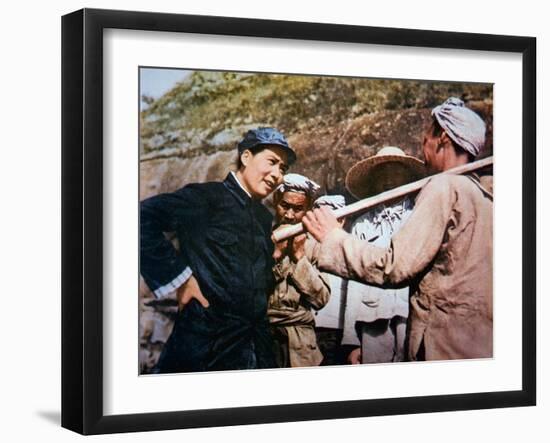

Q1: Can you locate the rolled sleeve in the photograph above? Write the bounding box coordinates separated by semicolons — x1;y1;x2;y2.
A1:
153;267;193;299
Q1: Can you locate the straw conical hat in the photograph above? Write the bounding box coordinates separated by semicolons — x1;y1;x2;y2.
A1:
345;146;426;199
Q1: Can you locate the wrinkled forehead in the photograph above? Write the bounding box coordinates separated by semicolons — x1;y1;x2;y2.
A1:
280;190;310;206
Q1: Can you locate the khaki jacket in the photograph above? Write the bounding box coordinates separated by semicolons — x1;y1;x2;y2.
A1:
268;238;331;367
317;174;493;361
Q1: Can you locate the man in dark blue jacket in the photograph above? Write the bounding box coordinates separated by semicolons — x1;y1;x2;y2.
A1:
140;127;296;373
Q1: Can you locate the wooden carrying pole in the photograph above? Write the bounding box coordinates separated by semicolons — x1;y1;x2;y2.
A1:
272;156;493;243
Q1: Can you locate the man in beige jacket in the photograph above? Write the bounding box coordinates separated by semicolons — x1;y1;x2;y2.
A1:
269;174;331;367
303;98;493;361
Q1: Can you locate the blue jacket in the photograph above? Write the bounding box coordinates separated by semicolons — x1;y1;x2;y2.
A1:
140;173;276;372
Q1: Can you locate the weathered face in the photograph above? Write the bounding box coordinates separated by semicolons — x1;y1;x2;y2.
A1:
276;191;310;224
239;146;289;199
422;121;446;174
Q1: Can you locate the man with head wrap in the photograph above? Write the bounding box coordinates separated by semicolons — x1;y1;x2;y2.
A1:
268;174;331;367
303;98;493;361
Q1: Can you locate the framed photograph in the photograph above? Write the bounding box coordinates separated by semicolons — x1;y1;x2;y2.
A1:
62;8;536;435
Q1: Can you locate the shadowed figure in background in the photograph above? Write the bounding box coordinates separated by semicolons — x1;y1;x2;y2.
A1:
311;195;349;366
342;147;424;364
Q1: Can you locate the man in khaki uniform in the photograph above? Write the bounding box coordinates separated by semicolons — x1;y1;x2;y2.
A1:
269;174;331;367
303;98;493;361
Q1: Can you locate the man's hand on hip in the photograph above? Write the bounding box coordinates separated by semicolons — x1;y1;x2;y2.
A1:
176;275;210;311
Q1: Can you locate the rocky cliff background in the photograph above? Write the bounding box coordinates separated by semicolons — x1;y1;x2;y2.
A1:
139;70;493;373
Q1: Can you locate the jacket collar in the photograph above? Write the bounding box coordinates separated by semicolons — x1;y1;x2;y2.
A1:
224;172;252;207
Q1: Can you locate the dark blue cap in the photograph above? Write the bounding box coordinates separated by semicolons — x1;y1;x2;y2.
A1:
237;127;296;165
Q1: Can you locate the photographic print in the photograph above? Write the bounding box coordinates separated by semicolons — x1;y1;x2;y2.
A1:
138;68;494;375
62;8;535;434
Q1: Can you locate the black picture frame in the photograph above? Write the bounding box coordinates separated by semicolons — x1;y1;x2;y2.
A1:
61;8;536;435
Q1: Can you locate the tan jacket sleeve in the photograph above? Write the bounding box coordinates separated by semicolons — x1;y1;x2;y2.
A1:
289;256;331;310
317;176;457;286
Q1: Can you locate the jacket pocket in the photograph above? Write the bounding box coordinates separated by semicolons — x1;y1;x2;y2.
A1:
206;227;239;246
